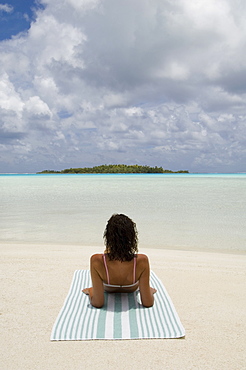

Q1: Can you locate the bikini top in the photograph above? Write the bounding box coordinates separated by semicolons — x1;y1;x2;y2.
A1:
102;254;139;288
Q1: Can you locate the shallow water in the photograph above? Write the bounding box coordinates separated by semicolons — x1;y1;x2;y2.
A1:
0;174;245;252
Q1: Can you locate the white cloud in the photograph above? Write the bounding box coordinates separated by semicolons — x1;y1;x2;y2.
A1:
0;73;24;114
66;0;101;11
28;14;86;68
0;4;13;13
125;107;143;117
103;93;127;108
25;96;52;117
154;62;190;81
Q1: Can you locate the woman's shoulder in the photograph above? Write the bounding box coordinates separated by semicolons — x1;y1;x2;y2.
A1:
90;253;103;265
91;253;103;257
136;253;150;265
137;253;149;259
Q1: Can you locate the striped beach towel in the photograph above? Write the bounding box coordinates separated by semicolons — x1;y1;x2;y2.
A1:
50;270;185;340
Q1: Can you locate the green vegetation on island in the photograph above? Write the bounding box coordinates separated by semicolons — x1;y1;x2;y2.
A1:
37;164;189;174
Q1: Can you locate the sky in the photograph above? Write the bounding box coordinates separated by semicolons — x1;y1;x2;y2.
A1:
0;0;246;173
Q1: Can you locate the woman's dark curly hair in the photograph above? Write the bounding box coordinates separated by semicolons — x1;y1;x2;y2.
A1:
103;214;138;261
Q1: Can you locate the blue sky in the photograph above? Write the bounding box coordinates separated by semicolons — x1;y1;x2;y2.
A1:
0;0;43;40
0;0;246;173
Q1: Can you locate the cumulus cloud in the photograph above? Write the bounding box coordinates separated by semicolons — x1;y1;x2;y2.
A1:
0;4;13;13
0;0;246;172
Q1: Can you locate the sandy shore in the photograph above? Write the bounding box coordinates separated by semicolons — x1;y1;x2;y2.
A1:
1;243;246;370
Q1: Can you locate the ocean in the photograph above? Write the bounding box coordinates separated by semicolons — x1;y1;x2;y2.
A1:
0;174;245;253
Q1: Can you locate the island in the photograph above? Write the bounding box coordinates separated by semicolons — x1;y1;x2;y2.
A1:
37;165;189;174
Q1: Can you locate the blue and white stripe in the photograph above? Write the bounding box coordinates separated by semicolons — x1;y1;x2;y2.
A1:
51;270;185;340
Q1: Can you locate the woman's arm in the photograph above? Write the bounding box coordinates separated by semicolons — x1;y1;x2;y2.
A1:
82;254;104;308
138;255;157;307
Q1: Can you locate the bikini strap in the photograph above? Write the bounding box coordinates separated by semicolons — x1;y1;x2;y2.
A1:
133;255;137;283
103;254;110;284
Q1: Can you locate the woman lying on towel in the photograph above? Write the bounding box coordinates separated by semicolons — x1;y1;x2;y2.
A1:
83;213;157;308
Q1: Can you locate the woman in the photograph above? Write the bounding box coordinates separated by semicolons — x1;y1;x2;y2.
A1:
83;214;156;308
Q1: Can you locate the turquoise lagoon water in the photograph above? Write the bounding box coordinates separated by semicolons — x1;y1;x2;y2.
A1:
0;174;245;253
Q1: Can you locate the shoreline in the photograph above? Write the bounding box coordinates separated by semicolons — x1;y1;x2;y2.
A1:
1;241;246;255
1;243;246;369
1;173;246;177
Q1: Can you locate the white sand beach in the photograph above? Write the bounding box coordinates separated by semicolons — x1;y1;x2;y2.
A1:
1;244;246;370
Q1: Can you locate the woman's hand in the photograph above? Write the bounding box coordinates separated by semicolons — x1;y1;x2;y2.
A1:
82;285;104;308
82;287;92;295
150;287;157;294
